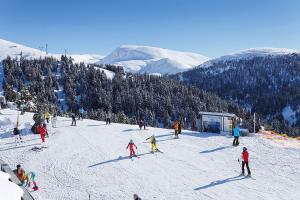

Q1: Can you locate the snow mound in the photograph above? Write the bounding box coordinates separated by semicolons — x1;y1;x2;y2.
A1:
0;171;23;200
98;45;210;74
0;116;14;131
0;38;103;64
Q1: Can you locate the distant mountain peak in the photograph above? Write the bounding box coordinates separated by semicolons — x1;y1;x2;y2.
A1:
98;45;209;75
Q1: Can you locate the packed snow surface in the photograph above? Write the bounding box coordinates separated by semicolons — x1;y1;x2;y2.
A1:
0;38;104;64
98;45;210;74
0;109;300;200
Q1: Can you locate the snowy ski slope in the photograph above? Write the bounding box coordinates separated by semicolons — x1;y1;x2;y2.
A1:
0;109;300;200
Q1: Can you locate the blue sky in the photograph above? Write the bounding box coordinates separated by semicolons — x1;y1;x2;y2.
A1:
1;0;299;58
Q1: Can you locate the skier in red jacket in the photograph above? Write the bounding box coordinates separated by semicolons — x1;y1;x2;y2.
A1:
36;124;46;143
241;147;251;176
126;139;138;158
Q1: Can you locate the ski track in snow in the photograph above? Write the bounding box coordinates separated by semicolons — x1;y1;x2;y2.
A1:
0;109;300;200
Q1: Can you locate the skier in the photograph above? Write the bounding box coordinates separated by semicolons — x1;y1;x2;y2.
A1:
43;123;49;138
36;124;46;144
178;120;182;134
78;107;84;120
139;120;144;130
173;120;179;139
126;139;138;158
106;110;111;125
16;164;38;191
192;118;197;131
71;113;76;126
239;147;251;176
13;127;22;144
44;111;51;123
233;126;240;146
133;194;142;200
51;113;57;128
146;135;160;153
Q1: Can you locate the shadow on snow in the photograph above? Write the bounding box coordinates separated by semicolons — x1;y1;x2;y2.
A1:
200;146;232;154
88;152;154;168
194;175;247;191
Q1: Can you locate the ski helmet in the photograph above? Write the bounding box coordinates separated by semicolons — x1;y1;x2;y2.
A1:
130;139;133;143
243;147;247;151
16;164;21;168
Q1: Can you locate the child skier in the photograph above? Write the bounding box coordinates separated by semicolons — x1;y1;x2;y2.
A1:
146;135;160;153
126;139;138;158
36;124;46;144
239;147;251;176
16;164;38;191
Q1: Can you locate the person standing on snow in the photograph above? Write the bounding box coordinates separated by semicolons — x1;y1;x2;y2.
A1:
13;127;22;144
239;147;251;176
36;124;47;144
233;126;240;146
71;113;76;126
44;111;51;123
78;107;84;120
126;139;138;158
106;110;111;125
139;120;144;130
173;120;179;139
51;113;57;128
146;135;159;152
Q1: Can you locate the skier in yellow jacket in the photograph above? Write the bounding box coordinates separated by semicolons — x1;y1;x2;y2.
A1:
146;135;161;153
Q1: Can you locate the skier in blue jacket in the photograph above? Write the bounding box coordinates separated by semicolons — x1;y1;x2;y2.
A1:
78;107;84;120
233;126;240;146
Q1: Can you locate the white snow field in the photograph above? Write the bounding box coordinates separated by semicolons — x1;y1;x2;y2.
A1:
0;109;300;200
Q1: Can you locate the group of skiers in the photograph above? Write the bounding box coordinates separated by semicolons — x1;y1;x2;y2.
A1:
126;134;161;158
16;164;39;191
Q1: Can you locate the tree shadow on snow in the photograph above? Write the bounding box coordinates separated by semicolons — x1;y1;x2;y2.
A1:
200;146;231;154
181;131;223;138
194;175;247;191
88;152;153;168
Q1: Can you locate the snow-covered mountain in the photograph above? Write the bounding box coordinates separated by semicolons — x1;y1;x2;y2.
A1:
98;45;210;74
0;38;104;64
200;47;299;68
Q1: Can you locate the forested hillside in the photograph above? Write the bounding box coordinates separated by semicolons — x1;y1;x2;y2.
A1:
2;56;251;129
179;53;300;136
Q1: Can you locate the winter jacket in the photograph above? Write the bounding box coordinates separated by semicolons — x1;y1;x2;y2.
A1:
16;168;27;182
233;127;240;137
44;112;51;119
79;108;84;114
36;126;47;137
242;150;249;162
127;142;137;150
146;136;156;145
106;112;112;118
173;121;179;131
